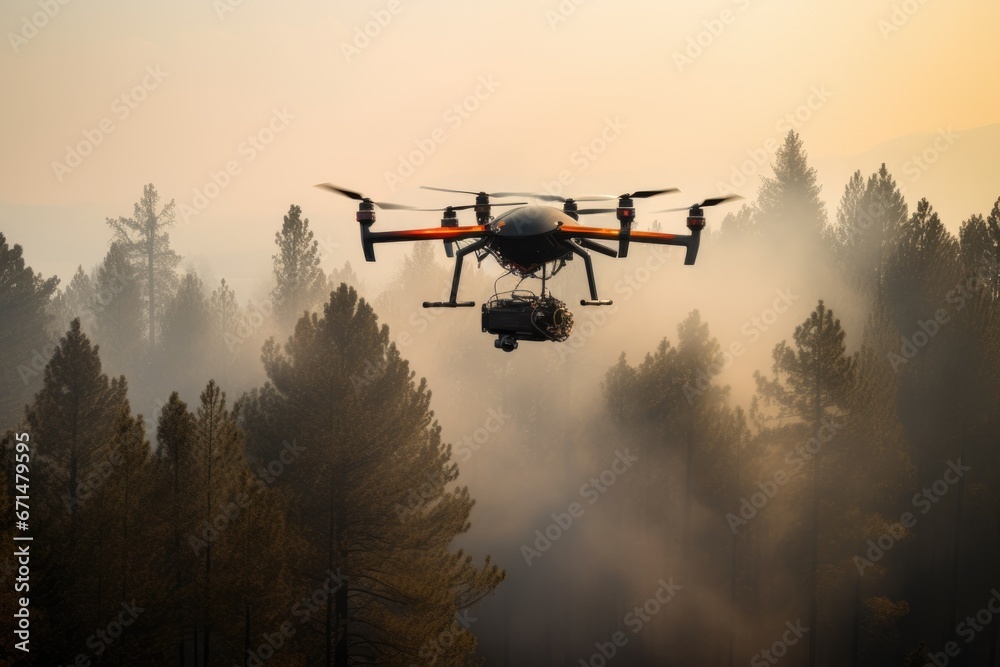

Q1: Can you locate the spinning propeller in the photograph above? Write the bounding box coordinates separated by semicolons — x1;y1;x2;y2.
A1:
655;195;744;213
315;183;421;211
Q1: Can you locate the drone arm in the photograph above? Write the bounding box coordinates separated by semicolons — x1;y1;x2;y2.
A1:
557;226;702;265
361;225;490;261
576;238;618;258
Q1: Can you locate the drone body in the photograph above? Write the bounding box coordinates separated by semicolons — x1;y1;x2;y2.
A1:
318;183;740;351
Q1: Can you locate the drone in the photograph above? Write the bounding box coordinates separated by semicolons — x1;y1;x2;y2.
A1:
317;183;741;351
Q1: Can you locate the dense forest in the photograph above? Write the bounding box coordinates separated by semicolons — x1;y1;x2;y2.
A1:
1;130;998;666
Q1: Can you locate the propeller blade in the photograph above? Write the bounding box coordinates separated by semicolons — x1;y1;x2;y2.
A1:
315;183;364;200
425;202;528;212
490;191;617;203
315;183;422;211
700;195;744;208
628;188;681;199
655;195;743;212
420;185;486;196
575;208;617;215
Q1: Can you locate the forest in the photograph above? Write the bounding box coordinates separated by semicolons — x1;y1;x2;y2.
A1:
1;130;999;666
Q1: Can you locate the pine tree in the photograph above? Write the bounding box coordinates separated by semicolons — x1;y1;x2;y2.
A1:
957;195;1000;299
106;183;180;354
21;319;129;660
602;312;748;664
831;165;908;296
755;131;829;271
0;232;58;429
755;300;855;667
155;391;199;661
271;204;328;326
83;404;158;664
161;272;211;395
190;380;247;664
883;198;959;332
92;242;144;376
49;265;96;335
241;283;503;664
209;278;241;382
25;319;129;542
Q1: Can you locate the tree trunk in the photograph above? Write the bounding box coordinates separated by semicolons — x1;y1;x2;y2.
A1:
809;314;824;667
728;437;741;667
851;573;861;667
148;236;155;354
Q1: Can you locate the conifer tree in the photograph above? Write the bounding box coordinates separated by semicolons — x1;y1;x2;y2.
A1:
0;233;58;429
25;319;128;542
92;242;144;376
49;265;96;335
755;301;855;667
755;131;828;271
831;165;908;296
242;283;503;664
271;204;328;326
106;183;180;354
190;380;247;664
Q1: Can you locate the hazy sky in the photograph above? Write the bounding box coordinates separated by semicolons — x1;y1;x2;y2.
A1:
2;0;998;296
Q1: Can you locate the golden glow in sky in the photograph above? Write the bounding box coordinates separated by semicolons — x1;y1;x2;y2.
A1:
2;0;998;288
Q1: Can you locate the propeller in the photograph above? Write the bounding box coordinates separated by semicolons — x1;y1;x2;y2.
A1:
419;186;526;199
622;188;681;199
481;191;618;203
317;185;529;212
655;195;744;212
315;183;422;210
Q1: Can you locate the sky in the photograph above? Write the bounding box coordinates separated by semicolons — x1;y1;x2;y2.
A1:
2;0;999;298
4;4;999;662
